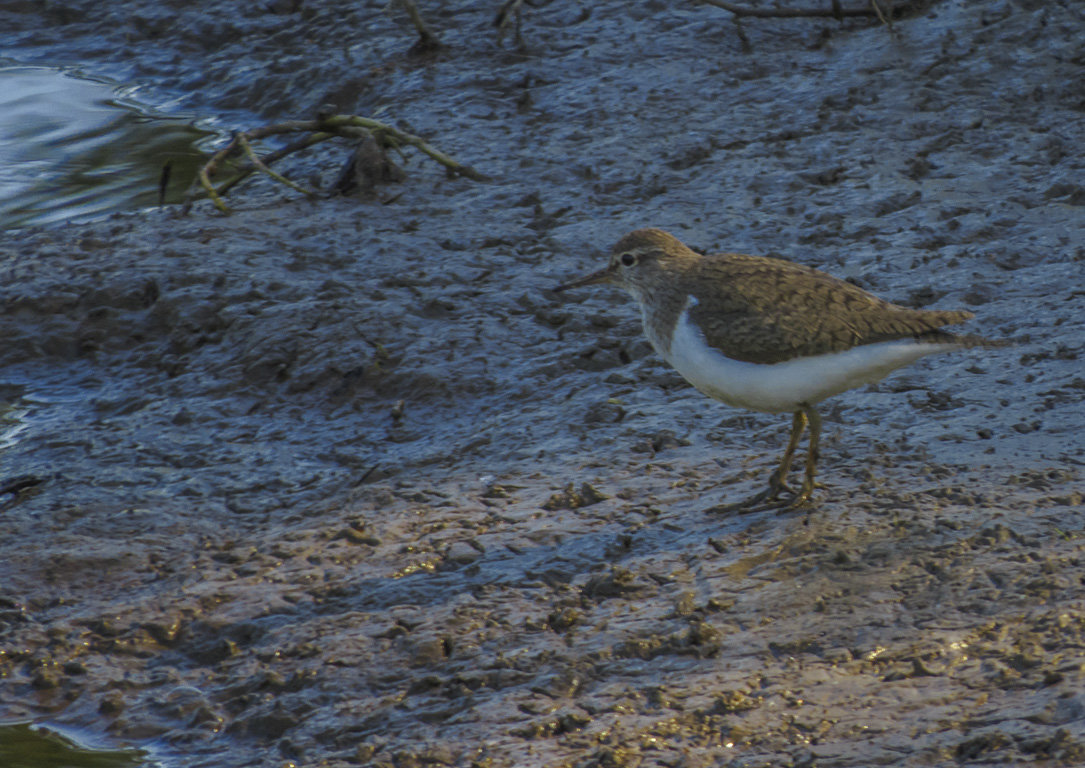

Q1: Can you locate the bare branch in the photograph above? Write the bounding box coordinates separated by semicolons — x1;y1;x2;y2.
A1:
870;0;892;26
183;113;486;215
236;134;319;199
395;0;441;53
495;0;526;46
320;115;488;181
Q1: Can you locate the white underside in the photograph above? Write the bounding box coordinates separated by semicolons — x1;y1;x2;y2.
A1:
656;305;958;414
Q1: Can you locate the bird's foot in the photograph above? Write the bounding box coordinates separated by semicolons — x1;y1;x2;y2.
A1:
775;480;825;515
707;479;822;516
706;480;796;515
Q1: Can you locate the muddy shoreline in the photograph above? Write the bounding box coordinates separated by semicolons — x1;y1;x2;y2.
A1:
1;1;1083;766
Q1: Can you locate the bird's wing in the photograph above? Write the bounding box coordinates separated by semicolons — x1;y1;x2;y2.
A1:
684;253;973;364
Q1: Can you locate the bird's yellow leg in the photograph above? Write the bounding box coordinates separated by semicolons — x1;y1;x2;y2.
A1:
766;409;806;498
708;410;807;514
787;404;822;508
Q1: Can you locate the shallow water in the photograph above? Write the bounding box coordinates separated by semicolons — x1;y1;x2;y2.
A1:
0;722;149;768
0;66;212;229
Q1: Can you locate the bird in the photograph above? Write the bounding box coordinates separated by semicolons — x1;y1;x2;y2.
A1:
554;228;1002;511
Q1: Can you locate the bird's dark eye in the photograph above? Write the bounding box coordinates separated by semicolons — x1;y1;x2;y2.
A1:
620;252;636;267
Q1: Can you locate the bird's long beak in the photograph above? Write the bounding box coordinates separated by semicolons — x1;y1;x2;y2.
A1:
553;265;613;293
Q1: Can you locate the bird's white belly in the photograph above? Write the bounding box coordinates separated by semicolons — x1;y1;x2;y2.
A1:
660;311;956;414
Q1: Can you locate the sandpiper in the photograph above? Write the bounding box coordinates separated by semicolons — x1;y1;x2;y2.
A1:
555;228;1001;510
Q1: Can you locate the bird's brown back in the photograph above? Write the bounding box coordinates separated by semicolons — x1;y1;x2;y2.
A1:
683;252;979;364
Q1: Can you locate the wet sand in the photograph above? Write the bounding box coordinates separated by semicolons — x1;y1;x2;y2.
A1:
1;1;1083;765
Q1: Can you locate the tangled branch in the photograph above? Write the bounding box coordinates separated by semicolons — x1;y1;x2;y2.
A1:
390;0;441;54
184;113;486;214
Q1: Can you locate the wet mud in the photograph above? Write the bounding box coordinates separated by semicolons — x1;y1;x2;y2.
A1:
1;1;1083;766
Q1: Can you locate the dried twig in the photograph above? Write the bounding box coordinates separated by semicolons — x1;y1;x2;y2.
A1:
870;0;892;26
184;113;486;214
236;133;320;199
393;0;441;53
212;133;327;199
495;0;526;46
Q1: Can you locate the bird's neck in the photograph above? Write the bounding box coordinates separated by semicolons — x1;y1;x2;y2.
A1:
634;285;689;358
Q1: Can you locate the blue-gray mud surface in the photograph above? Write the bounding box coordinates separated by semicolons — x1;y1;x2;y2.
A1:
1;1;1083;766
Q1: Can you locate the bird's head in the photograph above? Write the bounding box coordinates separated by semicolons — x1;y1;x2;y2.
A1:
554;228;696;299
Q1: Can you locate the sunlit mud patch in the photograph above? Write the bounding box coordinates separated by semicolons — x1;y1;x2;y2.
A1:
0;65;214;229
0;721;152;767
